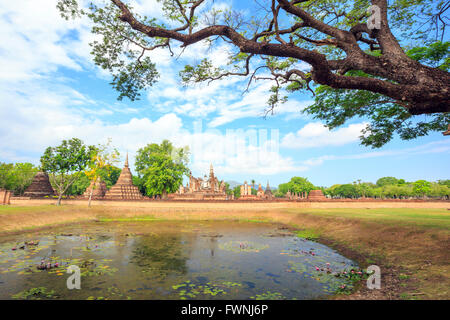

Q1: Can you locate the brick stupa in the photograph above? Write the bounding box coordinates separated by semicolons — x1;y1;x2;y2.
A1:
264;181;273;199
307;189;327;201
0;188;11;204
24;172;55;198
104;154;142;200
83;177;107;198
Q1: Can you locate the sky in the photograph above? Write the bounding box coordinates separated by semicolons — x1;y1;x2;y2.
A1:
0;0;449;188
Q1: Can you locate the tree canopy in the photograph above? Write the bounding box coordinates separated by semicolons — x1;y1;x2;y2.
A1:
84;140;121;206
0;162;39;195
57;0;449;148
277;176;315;195
40;138;97;205
275;176;449;199
135;140;190;197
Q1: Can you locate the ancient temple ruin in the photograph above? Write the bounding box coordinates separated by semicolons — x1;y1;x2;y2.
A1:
285;190;308;200
264;181;274;199
24;172;55;198
257;183;264;198
240;181;273;200
104;154;143;200
83;177;108;198
239;181;257;199
0;188;11;205
168;164;227;200
307;189;327;200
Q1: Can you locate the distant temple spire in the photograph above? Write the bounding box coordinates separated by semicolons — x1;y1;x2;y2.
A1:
104;151;142;200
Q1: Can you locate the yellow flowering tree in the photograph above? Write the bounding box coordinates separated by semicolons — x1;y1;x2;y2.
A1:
85;139;120;207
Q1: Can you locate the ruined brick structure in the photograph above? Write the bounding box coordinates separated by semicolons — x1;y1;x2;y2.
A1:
239;181;258;200
307;190;327;200
83;177;108;198
285;190;308;200
240;181;252;197
23;172;55;198
0;188;11;205
257;183;264;198
104;154;143;200
168;164;227;200
264;181;274;199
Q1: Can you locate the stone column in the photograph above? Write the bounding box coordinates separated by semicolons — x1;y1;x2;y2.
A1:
5;191;11;204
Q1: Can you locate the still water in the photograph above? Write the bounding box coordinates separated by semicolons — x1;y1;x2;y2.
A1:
0;221;358;299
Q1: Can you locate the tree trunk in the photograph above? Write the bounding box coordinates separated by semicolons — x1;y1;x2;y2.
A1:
56;193;62;206
88;188;93;208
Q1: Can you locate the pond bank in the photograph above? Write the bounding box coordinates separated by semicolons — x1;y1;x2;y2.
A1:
0;204;449;300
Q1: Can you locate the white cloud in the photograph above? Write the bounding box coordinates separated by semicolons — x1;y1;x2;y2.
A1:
281;122;367;149
301;139;450;168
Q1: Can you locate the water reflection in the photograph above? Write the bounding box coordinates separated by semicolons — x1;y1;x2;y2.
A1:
0;221;357;300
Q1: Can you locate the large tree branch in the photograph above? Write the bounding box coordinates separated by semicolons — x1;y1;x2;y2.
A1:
371;0;405;56
109;0;450;115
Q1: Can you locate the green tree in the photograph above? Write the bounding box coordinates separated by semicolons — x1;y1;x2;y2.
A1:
429;183;449;199
10;163;39;195
276;177;315;196
0;162;38;195
224;182;233;196
437;180;450;188
132;175;146;196
84;140;120;207
376;176;399;187
412;180;432;198
67;173;90;195
135;140;189;198
333;184;361;198
288;177;316;195
58;0;450;148
67;166;121;196
233;185;241;199
277;182;290;196
40;138;96;205
0;163;14;190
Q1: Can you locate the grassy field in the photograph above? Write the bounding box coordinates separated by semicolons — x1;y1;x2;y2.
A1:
0;203;448;300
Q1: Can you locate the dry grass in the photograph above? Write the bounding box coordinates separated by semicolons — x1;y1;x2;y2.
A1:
0;202;449;299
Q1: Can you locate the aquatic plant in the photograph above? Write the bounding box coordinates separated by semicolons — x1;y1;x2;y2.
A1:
12;287;57;300
219;241;269;253
250;291;285;300
171;281;228;299
86;287;132;300
294;229;320;241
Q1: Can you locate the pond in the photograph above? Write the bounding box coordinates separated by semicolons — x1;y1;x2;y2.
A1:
0;221;360;300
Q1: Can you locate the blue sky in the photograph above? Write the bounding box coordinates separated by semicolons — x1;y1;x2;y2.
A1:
0;0;449;188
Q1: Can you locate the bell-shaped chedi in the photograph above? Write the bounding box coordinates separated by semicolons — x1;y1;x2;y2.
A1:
256;183;265;198
83;177;107;198
24;172;55;198
307;189;327;201
264;181;273;199
104;153;143;200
